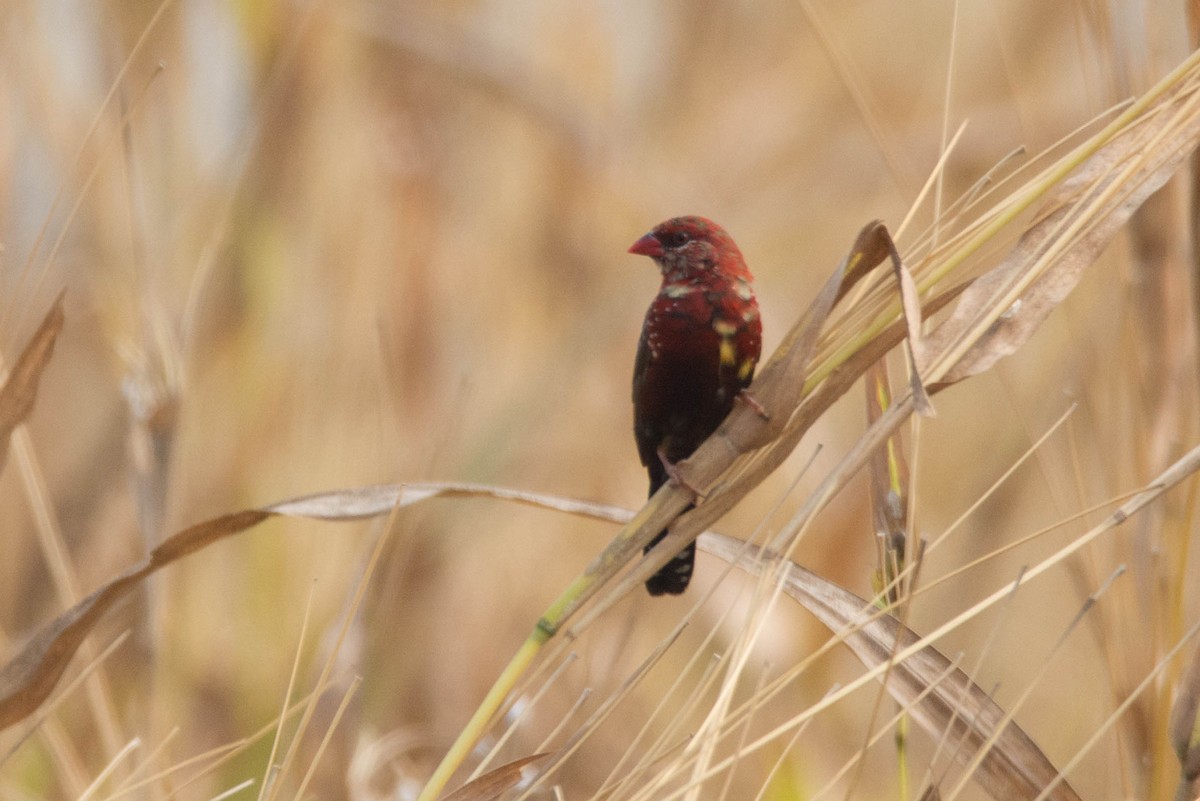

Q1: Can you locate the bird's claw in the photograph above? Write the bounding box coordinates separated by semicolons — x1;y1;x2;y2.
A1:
657;448;704;498
738;389;770;421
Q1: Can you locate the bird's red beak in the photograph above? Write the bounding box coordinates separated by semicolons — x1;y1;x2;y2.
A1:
628;233;663;258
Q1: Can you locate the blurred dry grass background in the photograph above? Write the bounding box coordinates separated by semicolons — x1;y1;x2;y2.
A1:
2;0;1199;799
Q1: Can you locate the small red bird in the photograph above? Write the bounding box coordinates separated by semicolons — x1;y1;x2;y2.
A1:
629;216;762;595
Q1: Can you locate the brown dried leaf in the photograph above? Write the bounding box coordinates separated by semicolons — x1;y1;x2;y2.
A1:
1169;641;1200;782
0;510;269;731
0;294;65;471
928;89;1200;387
442;754;550;801
699;532;1083;801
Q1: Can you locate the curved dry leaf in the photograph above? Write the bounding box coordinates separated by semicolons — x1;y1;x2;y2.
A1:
0;483;633;733
148;510;271;564
0;572;135;730
870;227;933;415
0;293;65;471
442;754;550;801
267;483;427;518
699;532;1083;801
266;482;631;523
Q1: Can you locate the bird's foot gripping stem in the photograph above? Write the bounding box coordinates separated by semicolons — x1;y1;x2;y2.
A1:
657;448;705;499
737;389;770;421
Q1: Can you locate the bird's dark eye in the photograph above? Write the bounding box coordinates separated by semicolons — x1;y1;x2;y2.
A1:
662;231;691;248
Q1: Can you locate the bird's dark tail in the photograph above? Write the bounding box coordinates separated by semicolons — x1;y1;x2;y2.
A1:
644;503;696;595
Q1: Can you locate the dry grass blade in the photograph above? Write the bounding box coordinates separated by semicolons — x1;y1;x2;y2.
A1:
699;532;1083;801
441;754;549;801
880;231;933;415
0;293;65;472
865;361;909;569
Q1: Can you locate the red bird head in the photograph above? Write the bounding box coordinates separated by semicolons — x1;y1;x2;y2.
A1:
628;216;752;282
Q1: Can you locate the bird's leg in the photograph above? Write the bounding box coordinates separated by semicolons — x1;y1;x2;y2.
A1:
657;448;705;499
737;388;771;421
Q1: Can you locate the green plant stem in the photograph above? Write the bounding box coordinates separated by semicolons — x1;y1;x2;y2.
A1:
416;634;548;801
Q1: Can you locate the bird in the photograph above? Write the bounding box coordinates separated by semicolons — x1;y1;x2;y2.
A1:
629;216;762;595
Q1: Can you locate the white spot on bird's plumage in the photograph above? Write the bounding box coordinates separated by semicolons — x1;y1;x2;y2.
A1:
712;320;738;336
664;283;697;298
